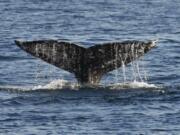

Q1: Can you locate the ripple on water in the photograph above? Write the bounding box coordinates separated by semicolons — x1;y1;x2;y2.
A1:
0;0;180;134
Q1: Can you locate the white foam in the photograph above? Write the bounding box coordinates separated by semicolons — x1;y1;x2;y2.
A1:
109;81;158;89
32;79;79;90
0;80;160;91
0;85;32;91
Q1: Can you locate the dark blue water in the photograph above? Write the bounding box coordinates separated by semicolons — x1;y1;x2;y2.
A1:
0;0;180;134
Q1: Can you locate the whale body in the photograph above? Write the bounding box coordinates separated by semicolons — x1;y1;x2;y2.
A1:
15;40;157;85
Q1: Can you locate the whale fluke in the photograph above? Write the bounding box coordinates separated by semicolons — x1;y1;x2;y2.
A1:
15;40;157;85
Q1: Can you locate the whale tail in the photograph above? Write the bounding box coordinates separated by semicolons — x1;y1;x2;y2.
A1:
15;39;157;85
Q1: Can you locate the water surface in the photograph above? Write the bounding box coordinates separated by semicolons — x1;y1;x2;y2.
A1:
0;0;180;134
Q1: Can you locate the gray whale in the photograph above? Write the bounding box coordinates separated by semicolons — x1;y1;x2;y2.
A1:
15;40;157;85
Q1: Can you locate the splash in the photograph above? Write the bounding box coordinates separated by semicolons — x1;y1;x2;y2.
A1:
32;79;79;90
110;40;157;89
121;61;126;83
0;80;79;91
31;41;157;91
0;80;160;92
109;81;158;89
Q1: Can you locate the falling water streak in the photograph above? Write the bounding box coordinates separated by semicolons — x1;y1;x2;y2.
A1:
121;61;126;83
35;45;40;82
130;62;136;81
48;43;57;81
120;47;128;83
115;44;119;83
140;57;148;82
143;70;148;82
34;44;48;83
130;43;137;81
136;60;143;82
135;49;143;82
144;69;148;82
122;42;149;83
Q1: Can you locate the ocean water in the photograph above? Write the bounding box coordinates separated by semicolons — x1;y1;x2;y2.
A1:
0;0;180;134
